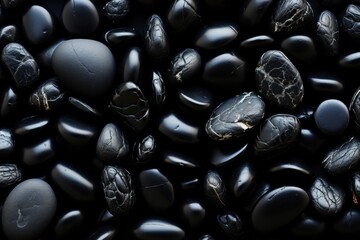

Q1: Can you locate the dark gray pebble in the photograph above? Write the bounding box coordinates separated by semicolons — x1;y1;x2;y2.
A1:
23;138;55;166
14;116;49;137
145;14;169;63
167;0;200;33
134;219;185;240
2;179;57;240
205;92;265;141
122;47;143;83
195;23;238;50
55;210;84;238
291;214;325;236
333;209;360;235
133;134;156;163
105;27;137;45
308;76;343;93
103;0;130;22
178;85;213;113
182;201;206;227
0;25;17;45
241;0;273;27
209;143;247;167
52;39;115;99
251;186;309;231
0;164;22;188
343;4;360;39
281;35;317;63
231;162;256;198
317;10;339;56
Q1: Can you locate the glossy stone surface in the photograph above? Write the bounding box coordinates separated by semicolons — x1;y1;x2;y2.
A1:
349;87;360;133
343;4;360;39
167;0;200;33
308;76;343;93
0;25;17;45
134;219;185;240
151;71;166;108
168;48;201;85
29;79;65;111
251;186;309;231
281;35;317;63
2;43;40;88
317;10;339;56
23;138;55;166
163;151;199;168
96;123;128;163
145;14;169;63
310;177;345;216
255;50;304;109
182;201;206;227
204;170;227;208
322;136;360;174
178;86;213;113
103;0;130;22
241;0;273;27
68;97;102;117
54;210;84;238
0;128;14;156
122;47;143;83
0;87;18;118
110;81;149;132
209;143;247;167
339;52;360;68
291;214;325;236
2;179;57;240
203;53;246;89
271;0;314;33
333;209;360;235
314;99;349;135
133;134;156;163
104;28;137;45
0;164;22;188
51;163;95;201
254;114;301;155
101;166;135;216
14;116;49;137
52;39;116;99
205;92;265;141
87;225;117;240
139;169;174;211
195;24;238;50
22;5;54;44
240;35;274;48
217;211;244;239
62;0;99;36
231;162;256;198
158;112;200;143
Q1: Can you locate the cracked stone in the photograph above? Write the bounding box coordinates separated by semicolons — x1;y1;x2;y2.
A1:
317;10;339;56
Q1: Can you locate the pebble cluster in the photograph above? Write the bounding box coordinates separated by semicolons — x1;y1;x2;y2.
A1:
1;0;360;239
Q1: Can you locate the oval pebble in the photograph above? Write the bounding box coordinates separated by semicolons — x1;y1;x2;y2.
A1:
251;186;309;232
55;210;84;238
52;39;116;99
2;179;57;240
134;219;185;240
195;24;238;50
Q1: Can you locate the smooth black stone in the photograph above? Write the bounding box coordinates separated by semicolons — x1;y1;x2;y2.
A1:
239;35;274;48
103;0;130;22
281;35;317;63
217;211;244;239
0;164;22;188
96;123;128;163
205;92;265;141
163;151;199;168
268;159;313;179
339;52;360;68
57;115;97;147
167;0;200;33
0;128;14;156
134;219;185;240
122;47;143;83
314;99;349;135
231;162;256;198
203;52;246;89
23;138;55;166
310;177;345;216
22;5;54;45
51;163;95;201
133;134;156;163
52;39;116;99
178;86;213;113
209;143;247;167
109;81;149;132
204;170;227;208
101;166;135;216
322;136;360;175
2;179;57;240
29;78;65;111
298;128;325;154
168;48;201;85
88;225;117;240
38;40;63;68
271;0;314;33
195;23;238;50
255;50;304;109
350;87;360;133
241;0;273;27
62;0;99;36
254;114;301;155
158;112;200;143
343;4;360;39
14;115;50;136
317;10;339;56
144;14;169;63
54;210;84;238
68;97;102;117
0;25;16;45
98;209;115;223
182;201;206;227
139;169;174;211
251;186;309;232
180;178;199;190
243;182;272;212
105;28;137;45
291;214;325;236
308;76;343;93
151;71;166;108
0;86;18;117
333;209;360;235
198;234;214;240
2;43;40;88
